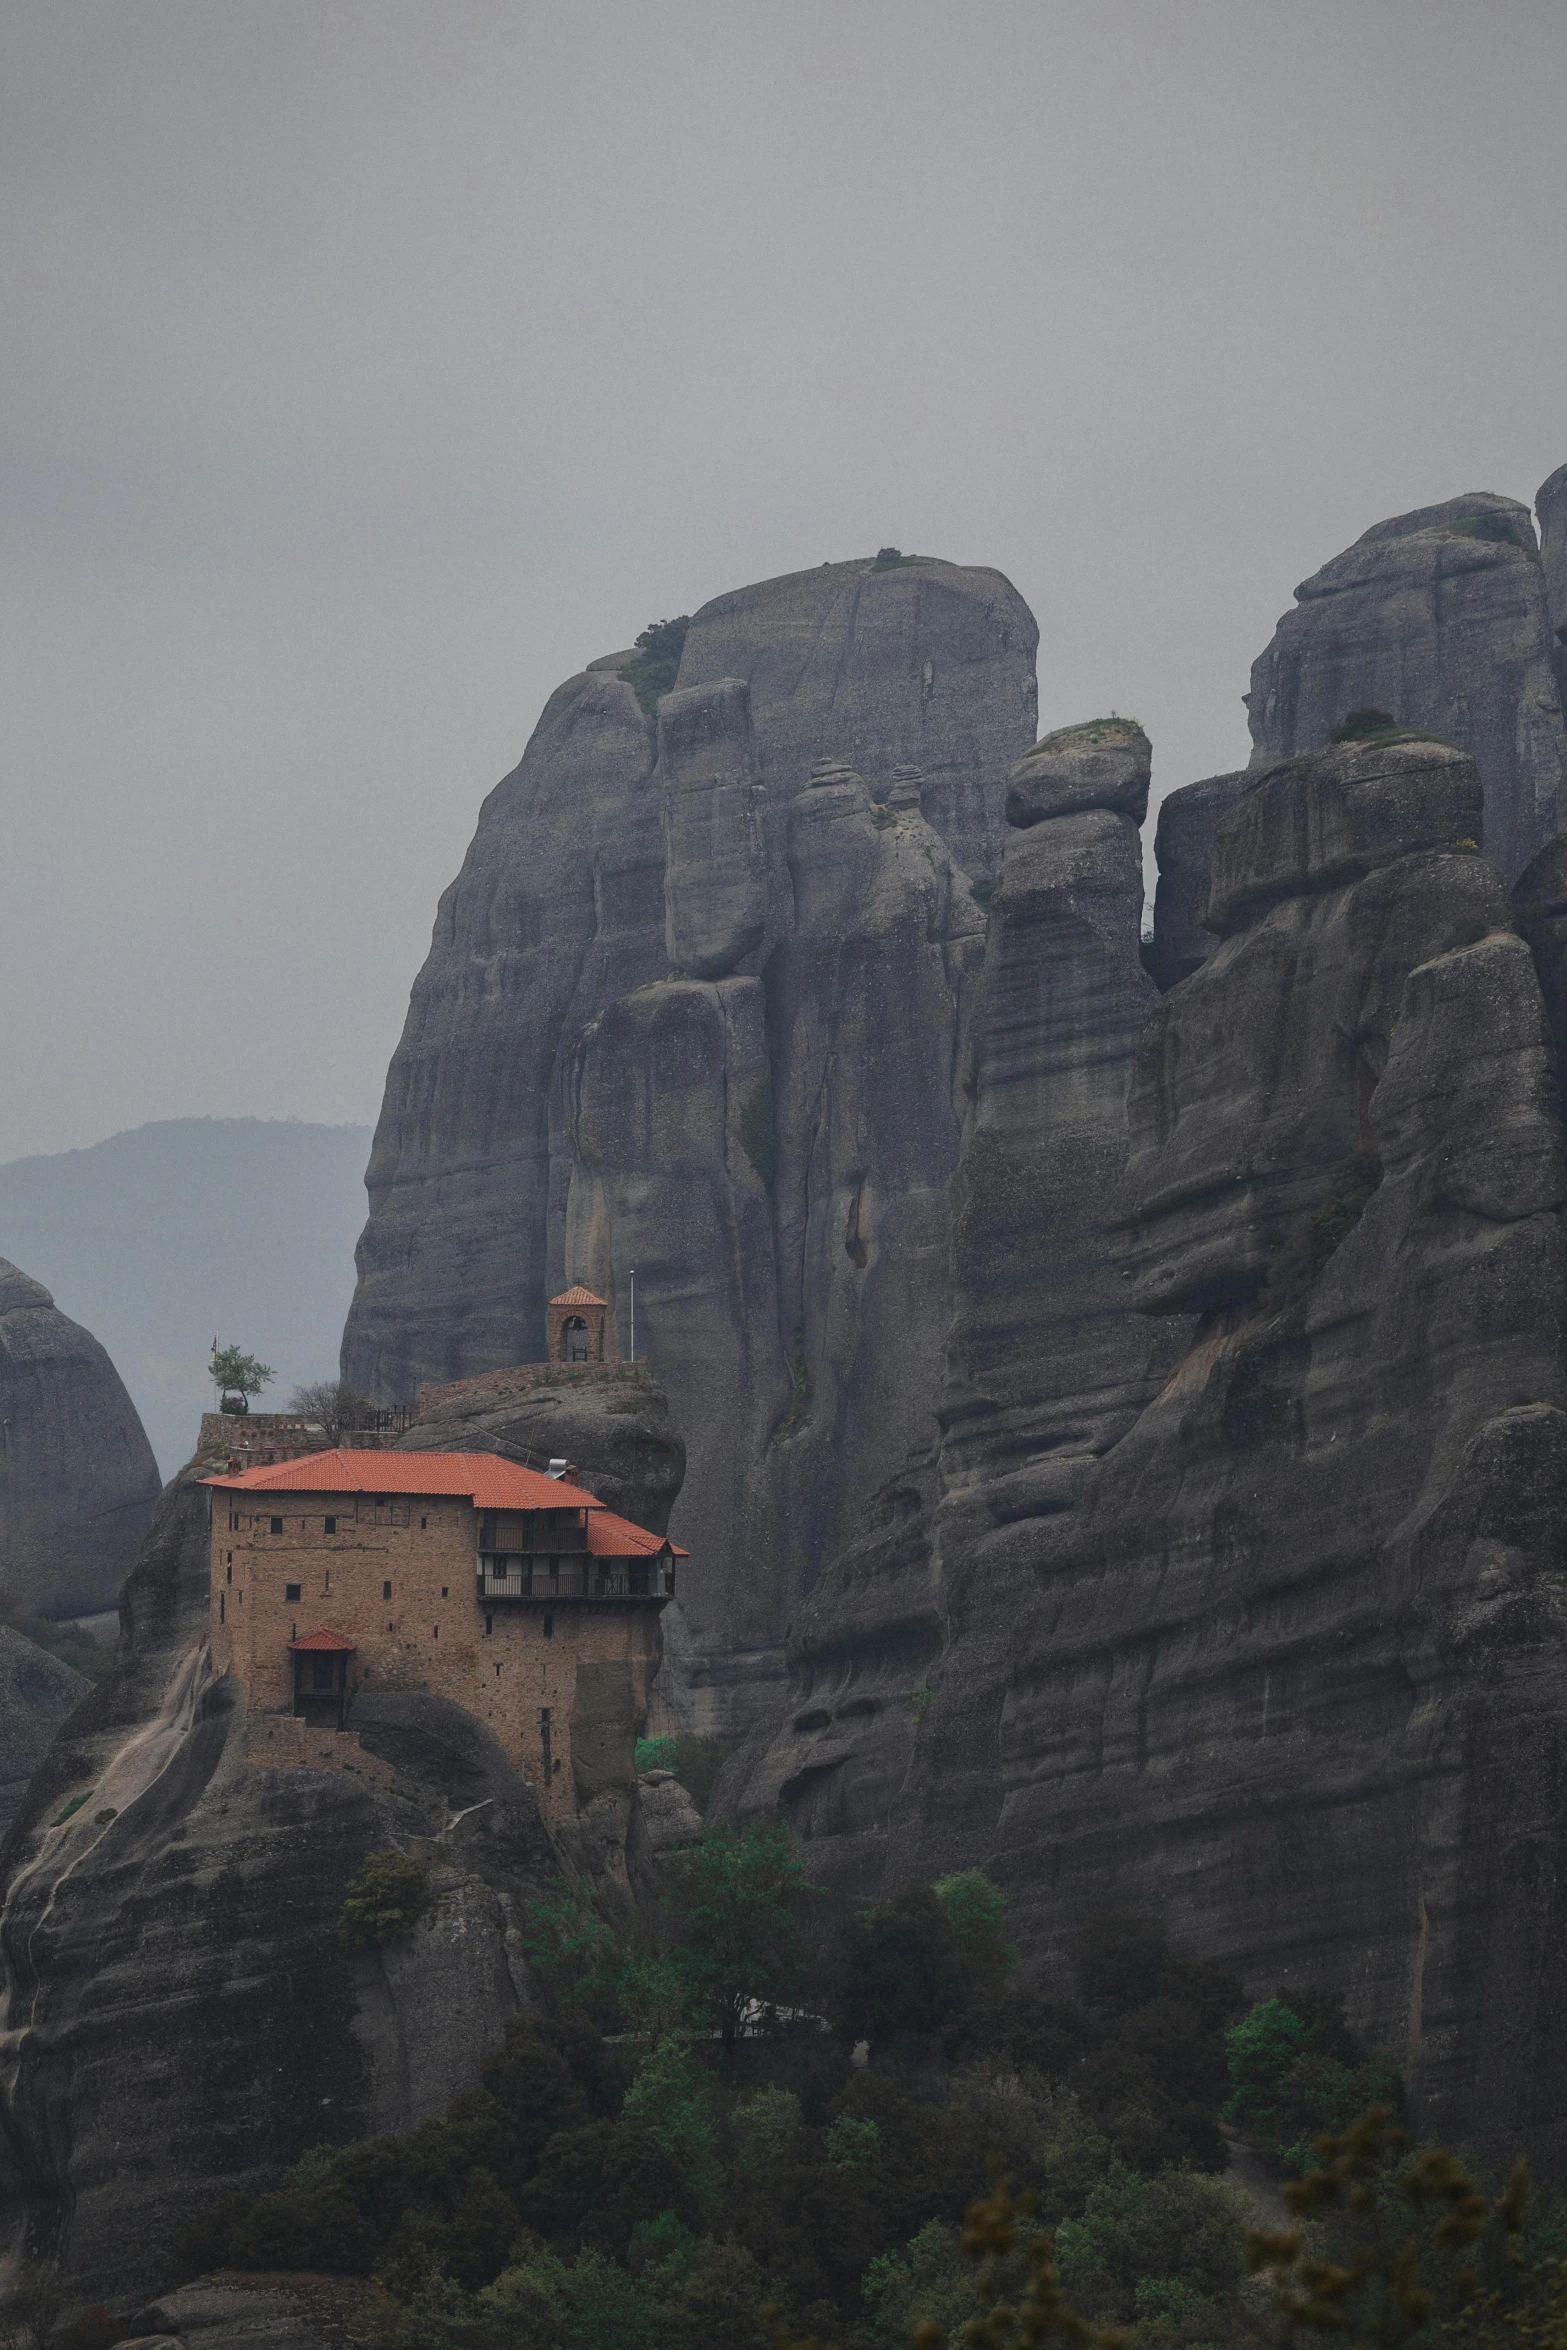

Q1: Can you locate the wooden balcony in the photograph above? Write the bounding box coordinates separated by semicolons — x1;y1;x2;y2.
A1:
477;1552;674;1602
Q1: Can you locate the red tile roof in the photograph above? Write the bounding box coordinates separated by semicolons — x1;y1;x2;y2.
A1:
201;1448;604;1511
288;1629;357;1651
587;1510;688;1559
551;1285;607;1307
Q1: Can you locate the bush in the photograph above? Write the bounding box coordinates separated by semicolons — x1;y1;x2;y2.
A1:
338;1852;432;1950
838;1882;970;2050
1225;1987;1403;2173
933;1869;1016;1990
617;617;690;715
1330;705;1398;742
1053;2162;1251;2322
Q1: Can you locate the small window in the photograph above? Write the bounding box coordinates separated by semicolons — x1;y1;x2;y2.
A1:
225;1561;232;1586
219;1592;225;1623
285;1583;301;1603
440;1586;448;1599
433;1624;439;1638
270;1517;283;1536
494;1662;501;1677
383;1580;392;1601
485;1612;493;1636
543;1612;554;1639
324;1515;336;1535
421;1515;428;1530
226;1550;232;1564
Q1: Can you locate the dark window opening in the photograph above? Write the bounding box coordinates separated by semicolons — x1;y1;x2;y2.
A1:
269;1516;283;1534
563;1314;590;1363
383;1580;392;1600
494;1662;501;1677
540;1706;554;1782
433;1624;439;1638
440;1585;448;1599
421;1515;428;1529
485;1611;494;1635
324;1515;336;1534
219;1592;225;1623
225;1561;232;1585
311;1656;335;1691
543;1612;554;1639
285;1582;301;1603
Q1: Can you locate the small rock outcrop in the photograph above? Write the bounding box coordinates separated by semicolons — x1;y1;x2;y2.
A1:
1246;493;1567;881
0;1258;161;1618
1003;718;1150;827
399;1362;685;1534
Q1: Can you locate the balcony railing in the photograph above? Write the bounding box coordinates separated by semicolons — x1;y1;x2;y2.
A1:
478;1554;674;1601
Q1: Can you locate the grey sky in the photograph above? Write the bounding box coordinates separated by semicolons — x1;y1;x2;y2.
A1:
4;0;1566;1161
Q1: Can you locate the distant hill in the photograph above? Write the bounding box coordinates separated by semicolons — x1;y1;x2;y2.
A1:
0;1120;372;1478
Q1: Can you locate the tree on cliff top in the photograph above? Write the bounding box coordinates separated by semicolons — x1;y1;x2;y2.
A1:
210;1342;273;1406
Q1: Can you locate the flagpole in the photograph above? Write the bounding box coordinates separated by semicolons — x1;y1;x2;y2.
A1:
630;1269;635;1366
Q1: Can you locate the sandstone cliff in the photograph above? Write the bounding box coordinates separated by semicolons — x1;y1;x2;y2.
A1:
728;730;1567;2175
0;1258;161;1618
343;556;1035;1729
1245;493;1567;882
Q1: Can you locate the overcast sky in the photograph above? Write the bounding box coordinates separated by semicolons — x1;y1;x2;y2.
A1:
3;1;1565;1162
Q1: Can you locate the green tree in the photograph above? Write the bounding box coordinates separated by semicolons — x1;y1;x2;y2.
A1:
521;1873;625;2015
210;1343;274;1405
337;1851;431;1950
620;2037;721;2203
933;1870;1017;1991
839;1883;969;2050
664;1821;819;2051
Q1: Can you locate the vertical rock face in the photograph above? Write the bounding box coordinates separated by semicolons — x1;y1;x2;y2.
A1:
659;679;769;978
729;721;1175;1873
1246;494;1567;881
1144;770;1247;991
0;1630;86;1840
675;556;1039;883
342;672;664;1403
728;732;1567;2175
0;1258;161;1618
343;556;1035;1731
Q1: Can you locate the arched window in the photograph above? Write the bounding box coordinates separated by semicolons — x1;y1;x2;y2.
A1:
563;1315;590;1363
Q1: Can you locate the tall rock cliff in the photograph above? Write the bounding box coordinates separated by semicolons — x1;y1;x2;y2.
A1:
343;557;1036;1729
1246;494;1567;882
730;732;1567;2173
0;1258;161;1619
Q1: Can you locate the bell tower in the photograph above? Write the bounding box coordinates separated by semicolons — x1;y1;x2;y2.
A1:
547;1285;611;1365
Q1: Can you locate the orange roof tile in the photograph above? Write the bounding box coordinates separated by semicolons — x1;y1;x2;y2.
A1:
550;1285;607;1307
289;1628;357;1651
587;1510;689;1559
201;1448;604;1512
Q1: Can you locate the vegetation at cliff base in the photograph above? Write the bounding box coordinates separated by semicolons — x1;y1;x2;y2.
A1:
337;1851;433;1950
191;1871;1377;2347
618;617;690;714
